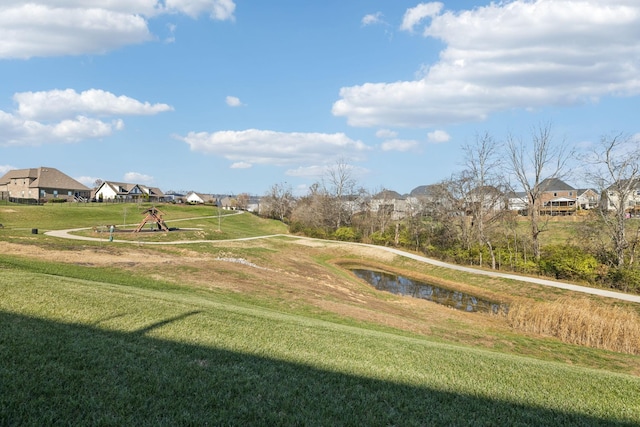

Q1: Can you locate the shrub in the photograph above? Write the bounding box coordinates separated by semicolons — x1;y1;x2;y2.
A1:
333;227;359;242
605;267;640;293
539;244;598;282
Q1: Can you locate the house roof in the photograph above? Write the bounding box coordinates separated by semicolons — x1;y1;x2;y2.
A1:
373;189;404;200
0;167;89;191
98;181;165;197
409;184;440;197
506;191;527;199
576;188;598;196
99;181;140;195
539;178;575;192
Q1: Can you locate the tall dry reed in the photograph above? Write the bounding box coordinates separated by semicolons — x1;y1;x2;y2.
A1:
507;297;640;355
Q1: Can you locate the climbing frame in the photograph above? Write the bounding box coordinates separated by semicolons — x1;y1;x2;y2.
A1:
134;206;169;232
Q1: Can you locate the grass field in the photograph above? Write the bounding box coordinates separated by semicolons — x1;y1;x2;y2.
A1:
1;203;640;425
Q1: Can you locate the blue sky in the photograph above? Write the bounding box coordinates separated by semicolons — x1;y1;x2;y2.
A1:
1;0;639;196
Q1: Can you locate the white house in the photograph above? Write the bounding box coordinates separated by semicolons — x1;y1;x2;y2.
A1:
604;180;640;214
186;192;216;204
95;181;164;202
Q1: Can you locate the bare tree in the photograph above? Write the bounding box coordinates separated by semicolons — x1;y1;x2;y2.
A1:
461;132;506;269
290;182;332;234
323;158;357;229
236;193;250;211
584;133;640;267
506;123;572;261
262;182;295;222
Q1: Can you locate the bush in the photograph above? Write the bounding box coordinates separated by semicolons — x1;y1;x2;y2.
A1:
333;227;359;242
369;231;392;246
605;267;640;293
539;244;598;282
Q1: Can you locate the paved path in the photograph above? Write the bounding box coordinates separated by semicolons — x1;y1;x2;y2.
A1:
44;221;640;304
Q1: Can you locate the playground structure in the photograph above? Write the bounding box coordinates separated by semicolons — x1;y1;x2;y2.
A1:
134;206;169;232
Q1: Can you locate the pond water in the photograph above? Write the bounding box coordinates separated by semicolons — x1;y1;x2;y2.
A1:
352;269;508;314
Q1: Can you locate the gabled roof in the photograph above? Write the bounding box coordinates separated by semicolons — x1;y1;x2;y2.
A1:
373;189;404;200
141;186;165;197
576;188;598;196
0;167;89;191
539;178;574;192
606;178;640;191
409;184;440;197
505;191;527;199
99;181;140;195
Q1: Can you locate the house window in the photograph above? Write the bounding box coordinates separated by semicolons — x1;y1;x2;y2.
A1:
553;192;557;197
569;192;573;196
53;190;58;198
68;191;73;196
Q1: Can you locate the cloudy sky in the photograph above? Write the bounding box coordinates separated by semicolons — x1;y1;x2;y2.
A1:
1;0;639;195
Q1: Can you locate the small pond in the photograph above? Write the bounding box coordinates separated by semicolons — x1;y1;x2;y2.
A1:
352;269;508;314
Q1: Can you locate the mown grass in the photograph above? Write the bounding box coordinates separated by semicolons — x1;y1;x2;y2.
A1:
2;202;640;424
2;268;640;425
0;202;287;244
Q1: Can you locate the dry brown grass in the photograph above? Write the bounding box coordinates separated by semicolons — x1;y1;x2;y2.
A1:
507;297;640;355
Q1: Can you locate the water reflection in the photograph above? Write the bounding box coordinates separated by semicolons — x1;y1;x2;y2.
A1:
352;269;508;314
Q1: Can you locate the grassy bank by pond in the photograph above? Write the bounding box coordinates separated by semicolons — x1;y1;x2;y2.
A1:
1;267;639;425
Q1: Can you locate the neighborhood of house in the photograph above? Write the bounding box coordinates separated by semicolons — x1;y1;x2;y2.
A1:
1;166;640;217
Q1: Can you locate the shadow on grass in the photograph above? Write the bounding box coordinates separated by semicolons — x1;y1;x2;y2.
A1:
0;311;634;426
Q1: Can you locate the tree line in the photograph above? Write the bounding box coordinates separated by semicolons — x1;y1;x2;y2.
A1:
261;124;640;293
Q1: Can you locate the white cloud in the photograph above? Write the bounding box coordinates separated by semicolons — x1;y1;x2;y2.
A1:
334;0;640;128
15;89;173;120
166;0;235;20
230;162;252;169
286;165;326;178
375;129;398;138
0;111;122;146
427;130;450;143
381;139;418;152
400;2;443;32
124;171;154;183
362;12;384;26
0;1;235;59
0;89;170;146
225;96;243;107
179;129;369;166
286;164;369;180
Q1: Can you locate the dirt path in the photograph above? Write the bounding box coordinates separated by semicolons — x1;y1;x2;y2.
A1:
44;226;640;304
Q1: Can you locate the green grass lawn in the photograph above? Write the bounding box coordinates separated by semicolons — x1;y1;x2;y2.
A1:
1;267;639;425
2;202;640;425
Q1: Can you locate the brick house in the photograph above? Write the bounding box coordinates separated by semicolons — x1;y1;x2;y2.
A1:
0;167;90;203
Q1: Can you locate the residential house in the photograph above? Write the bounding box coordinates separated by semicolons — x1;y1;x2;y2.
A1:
0;167;90;203
186;192;217;204
465;185;506;215
407;184;446;215
370;190;407;220
603;179;640;215
94;181;164;202
164;192;186;203
506;191;528;212
576;188;599;210
538;178;578;215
